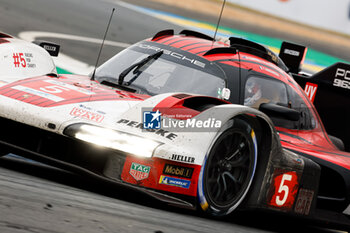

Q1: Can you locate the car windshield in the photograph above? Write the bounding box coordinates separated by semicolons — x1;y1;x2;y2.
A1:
94;42;226;97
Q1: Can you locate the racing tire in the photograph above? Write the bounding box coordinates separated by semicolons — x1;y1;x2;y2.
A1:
198;118;258;216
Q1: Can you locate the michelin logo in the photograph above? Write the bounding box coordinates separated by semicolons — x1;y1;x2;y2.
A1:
159;175;191;189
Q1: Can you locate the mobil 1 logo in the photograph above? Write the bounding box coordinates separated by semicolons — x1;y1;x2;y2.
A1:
163;164;194;179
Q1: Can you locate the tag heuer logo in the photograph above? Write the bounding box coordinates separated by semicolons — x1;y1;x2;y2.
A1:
129;163;150;181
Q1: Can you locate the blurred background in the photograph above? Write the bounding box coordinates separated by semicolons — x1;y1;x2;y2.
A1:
1;0;349;74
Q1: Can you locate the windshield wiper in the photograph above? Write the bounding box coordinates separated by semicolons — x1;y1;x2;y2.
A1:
118;51;163;85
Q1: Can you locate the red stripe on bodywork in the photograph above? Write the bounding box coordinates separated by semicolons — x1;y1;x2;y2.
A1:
0;75;149;107
153;95;200;120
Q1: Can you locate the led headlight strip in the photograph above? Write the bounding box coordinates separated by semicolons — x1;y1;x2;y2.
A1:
64;123;161;158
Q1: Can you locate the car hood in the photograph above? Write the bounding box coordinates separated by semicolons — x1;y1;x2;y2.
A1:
0;74;149;132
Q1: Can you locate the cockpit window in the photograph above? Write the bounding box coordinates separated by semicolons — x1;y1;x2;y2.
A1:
244;76;288;108
244;76;315;130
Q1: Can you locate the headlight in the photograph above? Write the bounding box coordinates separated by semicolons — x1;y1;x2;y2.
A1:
64;124;161;158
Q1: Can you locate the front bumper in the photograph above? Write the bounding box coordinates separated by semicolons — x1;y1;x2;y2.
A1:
0;116;197;208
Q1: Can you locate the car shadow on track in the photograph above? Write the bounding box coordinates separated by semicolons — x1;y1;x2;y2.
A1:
0;156;345;233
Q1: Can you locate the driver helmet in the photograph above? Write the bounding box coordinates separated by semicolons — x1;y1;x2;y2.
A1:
244;79;262;107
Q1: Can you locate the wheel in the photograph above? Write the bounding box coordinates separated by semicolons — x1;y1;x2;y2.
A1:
198;118;258;216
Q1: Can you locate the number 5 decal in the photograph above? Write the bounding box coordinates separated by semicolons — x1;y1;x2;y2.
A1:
275;174;292;206
40;85;69;94
268;170;299;209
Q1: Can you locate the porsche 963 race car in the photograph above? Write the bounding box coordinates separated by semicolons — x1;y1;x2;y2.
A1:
1;29;350;228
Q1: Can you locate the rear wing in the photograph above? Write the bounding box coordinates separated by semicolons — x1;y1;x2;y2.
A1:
292;62;350;151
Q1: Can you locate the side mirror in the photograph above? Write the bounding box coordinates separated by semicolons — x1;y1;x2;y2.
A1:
259;103;300;121
32;40;60;57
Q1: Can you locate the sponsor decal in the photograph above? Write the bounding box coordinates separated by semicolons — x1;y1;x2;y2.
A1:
79;104;106;115
283;49;300;56
294;189;314;215
70;107;105;123
43;45;57;52
13;53;36;68
267;51;278;63
268;170;299;209
334;68;350;89
143;110;161;129
304;82;318;103
171;154;195;163
163;164;194;179
138;43;206;68
159;175;191;189
13;53;26;68
117;119;178;140
129;162;150;181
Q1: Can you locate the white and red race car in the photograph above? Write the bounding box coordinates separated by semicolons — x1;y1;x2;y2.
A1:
1;30;349;229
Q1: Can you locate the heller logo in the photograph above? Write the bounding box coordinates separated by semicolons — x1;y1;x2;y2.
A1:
129;163;150;181
171;154;195;163
159;175;191;189
143;110;161;129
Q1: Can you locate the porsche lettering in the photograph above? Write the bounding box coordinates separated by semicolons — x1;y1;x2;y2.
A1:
333;79;350;89
335;68;350;80
138;44;205;68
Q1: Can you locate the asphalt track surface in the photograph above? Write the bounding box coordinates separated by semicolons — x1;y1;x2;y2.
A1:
0;0;348;232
